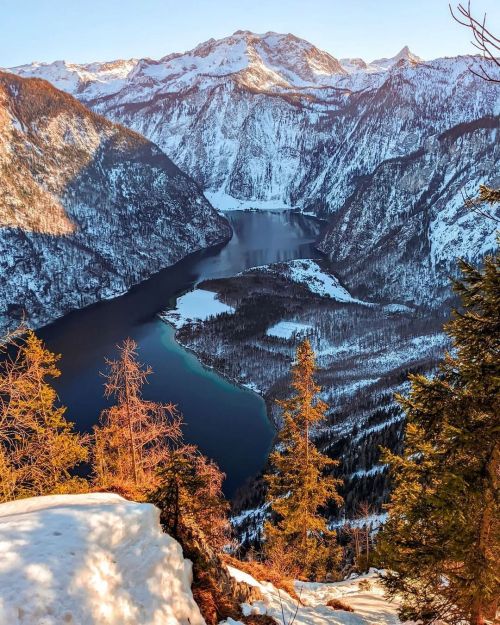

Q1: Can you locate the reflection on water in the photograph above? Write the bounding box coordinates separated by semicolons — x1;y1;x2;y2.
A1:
191;210;322;282
38;210;323;495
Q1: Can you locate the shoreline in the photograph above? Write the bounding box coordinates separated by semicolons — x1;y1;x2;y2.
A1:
158;313;278;433
24;230;233;338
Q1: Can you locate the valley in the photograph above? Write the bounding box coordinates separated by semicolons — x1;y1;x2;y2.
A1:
1;26;499;540
36;210;323;496
1;4;499;619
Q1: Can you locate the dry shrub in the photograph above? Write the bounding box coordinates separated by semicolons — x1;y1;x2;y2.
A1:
224;555;300;602
326;598;354;612
192;568;241;625
358;579;372;592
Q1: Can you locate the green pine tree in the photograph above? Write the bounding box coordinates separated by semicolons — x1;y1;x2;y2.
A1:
150;446;233;625
150;445;229;550
264;339;343;580
377;249;500;624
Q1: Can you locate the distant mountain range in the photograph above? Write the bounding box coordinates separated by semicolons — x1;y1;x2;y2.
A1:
2;30;499;329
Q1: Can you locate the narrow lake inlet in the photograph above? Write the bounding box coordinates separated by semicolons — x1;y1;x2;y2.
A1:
38;210;323;496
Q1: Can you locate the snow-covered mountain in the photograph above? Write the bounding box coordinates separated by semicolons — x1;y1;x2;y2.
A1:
7;33;498;309
8;33;497;213
340;45;422;73
319;115;500;306
9;31;347;97
4;32;499;314
0;71;230;332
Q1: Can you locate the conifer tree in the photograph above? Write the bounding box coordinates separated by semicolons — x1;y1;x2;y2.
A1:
264;339;343;580
0;330;87;500
377;249;500;624
150;445;229;550
150;446;232;625
93;338;182;494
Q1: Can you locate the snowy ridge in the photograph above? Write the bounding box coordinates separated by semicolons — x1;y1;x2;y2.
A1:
7;36;498;220
286;260;372;304
0;71;230;333
0;493;205;625
8;58;140;100
340;45;422;74
246;260;371;304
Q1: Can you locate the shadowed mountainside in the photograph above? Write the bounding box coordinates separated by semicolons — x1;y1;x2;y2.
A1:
0;71;230;331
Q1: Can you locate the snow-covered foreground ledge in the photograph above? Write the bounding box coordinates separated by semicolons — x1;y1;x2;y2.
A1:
0;493;205;625
224;566;401;625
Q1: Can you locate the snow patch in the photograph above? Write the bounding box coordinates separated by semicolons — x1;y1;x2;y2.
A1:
162;289;235;329
205;190;297;212
266;321;313;339
250;260;372;305
226;566;401;625
0;493;205;625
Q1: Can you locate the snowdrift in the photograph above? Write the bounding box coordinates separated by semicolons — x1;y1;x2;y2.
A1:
0;493;205;625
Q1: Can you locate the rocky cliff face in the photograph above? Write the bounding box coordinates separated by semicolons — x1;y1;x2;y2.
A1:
318;116;500;306
0;71;230;332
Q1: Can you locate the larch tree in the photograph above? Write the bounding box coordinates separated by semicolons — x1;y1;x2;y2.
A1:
0;330;87;501
377;249;499;625
344;501;374;573
93;338;182;495
264;339;343;580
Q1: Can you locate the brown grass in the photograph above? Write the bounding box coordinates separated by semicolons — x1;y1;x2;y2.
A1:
223;555;300;602
192;567;241;625
326;598;354;612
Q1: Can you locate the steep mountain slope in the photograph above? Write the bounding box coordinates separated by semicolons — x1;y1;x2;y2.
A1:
0;71;230;332
319;116;500;306
8;33;498;216
8;34;499;310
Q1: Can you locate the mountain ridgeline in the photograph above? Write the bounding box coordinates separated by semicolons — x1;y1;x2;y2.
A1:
8;30;499;308
0;71;230;332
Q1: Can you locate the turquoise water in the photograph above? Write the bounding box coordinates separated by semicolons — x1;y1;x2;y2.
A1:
39;210;322;495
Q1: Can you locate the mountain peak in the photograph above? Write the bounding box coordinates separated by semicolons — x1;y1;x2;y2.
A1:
395;45;422;62
369;46;422;70
6;35;430;99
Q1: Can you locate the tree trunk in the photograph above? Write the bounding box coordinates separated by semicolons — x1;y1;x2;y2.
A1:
471;601;485;625
471;441;499;625
124;373;139;486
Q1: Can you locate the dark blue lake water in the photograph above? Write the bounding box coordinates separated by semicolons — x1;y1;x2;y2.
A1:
39;210;323;496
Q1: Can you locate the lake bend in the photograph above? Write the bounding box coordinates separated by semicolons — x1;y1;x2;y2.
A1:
38;210;324;496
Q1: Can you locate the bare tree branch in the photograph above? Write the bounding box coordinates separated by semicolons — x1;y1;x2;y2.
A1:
450;1;500;83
